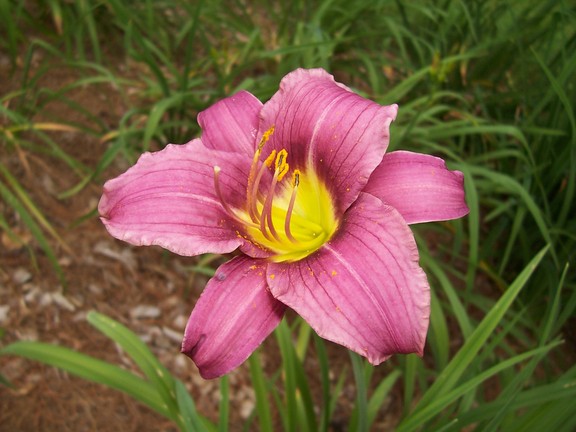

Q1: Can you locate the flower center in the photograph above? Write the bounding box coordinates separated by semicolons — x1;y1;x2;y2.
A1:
214;126;338;263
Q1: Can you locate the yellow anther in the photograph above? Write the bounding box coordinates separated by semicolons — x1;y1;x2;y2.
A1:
275;149;288;170
264;150;277;167
258;125;275;150
277;163;289;182
248;126;276;222
292;169;301;187
274;149;289;182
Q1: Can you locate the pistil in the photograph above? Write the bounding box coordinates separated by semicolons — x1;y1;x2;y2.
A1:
248;150;277;222
259;149;289;242
284;170;300;243
213;166;258;229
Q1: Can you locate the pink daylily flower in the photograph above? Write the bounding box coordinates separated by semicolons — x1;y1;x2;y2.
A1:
99;69;469;379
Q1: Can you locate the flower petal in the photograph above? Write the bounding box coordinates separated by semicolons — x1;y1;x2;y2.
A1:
198;90;262;156
267;192;429;364
365;151;469;224
258;68;398;214
99;140;251;256
182;256;286;379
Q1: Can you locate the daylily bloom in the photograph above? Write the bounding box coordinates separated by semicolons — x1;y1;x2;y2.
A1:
99;68;468;379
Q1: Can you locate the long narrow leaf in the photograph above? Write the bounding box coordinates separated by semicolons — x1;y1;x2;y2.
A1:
218;375;229;432
175;379;210;432
0;342;171;418
398;341;561;430
398;246;549;430
0;178;65;283
248;351;274;432
349;352;368;432
87;312;179;418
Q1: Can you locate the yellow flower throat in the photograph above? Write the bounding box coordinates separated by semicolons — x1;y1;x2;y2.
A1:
214;126;338;262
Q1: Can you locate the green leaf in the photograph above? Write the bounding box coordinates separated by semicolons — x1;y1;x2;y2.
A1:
142;93;189;151
367;369;401;428
175;378;210;432
447;370;576;430
399;341;561;430
218;375;229;432
349;352;368;432
275;319;317;432
398;246;549;431
313;332;331;432
86;312;179;418
0;341;171;418
0;176;65;284
248;350;273;432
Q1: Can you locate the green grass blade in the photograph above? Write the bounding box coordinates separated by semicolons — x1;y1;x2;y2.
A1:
401;354;419;417
0;163;71;253
398;246;549;430
248;351;273;432
275;319;317;432
505;396;576;432
420;250;472;338
275;320;297;432
0;0;20;66
458;163;480;296
0;177;65;284
0;341;171;418
295;319;312;360
428;288;450;370
478;263;570;430
367;369;401;428
313;332;331;432
175;379;210;432
530;48;576;227
77;0;102;62
349;352;368;432
86;312;179;417
445;372;576;431
142;93;189;151
399;341;561;430
218;375;229;432
461;166;556;264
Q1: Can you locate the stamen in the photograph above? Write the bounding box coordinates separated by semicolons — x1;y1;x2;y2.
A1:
284;170;300;243
278;163;289;182
260;170;281;241
264;150;277;167
293;170;301;187
259;149;291;240
260;126;275;148
246;126;275;222
248;150;277;222
274;149;290;183
213;166;257;228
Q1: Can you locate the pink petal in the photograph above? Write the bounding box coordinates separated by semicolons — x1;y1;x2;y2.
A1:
99;140;251;256
365;151;469;224
198;90;262;156
182;256;286;379
258;68;398;214
267;192;430;364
